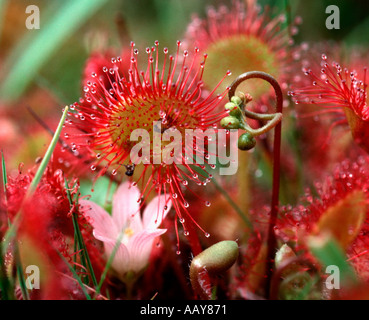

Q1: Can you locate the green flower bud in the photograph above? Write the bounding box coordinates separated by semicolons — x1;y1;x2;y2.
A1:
191;241;239;276
238;132;256;150
225;102;242;118
190;240;239;299
220;116;240;129
230;95;243;106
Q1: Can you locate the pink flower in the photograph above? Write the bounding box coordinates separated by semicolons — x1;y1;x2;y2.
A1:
80;181;171;276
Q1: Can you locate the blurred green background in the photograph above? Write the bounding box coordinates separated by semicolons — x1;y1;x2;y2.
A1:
1;0;368;105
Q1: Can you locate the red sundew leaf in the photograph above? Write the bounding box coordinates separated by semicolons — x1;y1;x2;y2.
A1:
313;190;367;250
245;242;268;295
344;108;369;154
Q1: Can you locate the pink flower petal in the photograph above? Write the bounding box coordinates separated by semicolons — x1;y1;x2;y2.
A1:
127;229;167;272
103;238;131;275
143;195;172;230
113;182;142;233
80;200;118;239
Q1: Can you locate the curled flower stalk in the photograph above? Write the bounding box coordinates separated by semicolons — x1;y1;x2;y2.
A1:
221;71;283;298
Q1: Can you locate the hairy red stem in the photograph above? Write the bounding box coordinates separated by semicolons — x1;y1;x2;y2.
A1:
229;71;283;299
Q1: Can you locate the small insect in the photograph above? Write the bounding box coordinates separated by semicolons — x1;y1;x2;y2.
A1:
124;164;135;176
154;117;176;134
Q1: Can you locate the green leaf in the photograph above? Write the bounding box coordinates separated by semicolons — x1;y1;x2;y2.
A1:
80;176;117;212
0;0;110;102
1;149;7;194
308;234;357;285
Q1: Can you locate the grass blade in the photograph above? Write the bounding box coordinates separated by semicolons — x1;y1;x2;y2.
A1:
56;251;91;300
1;149;7;193
1;150;11;227
211;177;253;230
189;163;253;230
3;151;28;299
95;231;124;296
14;243;29;300
0;245;14;300
1;151;15;299
0;0;109;102
64;177;98;288
27;106;69;197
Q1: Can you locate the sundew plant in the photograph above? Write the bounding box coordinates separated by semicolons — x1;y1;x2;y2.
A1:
1;0;369;301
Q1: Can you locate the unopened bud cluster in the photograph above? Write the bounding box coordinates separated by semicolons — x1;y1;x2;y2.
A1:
220;94;256;151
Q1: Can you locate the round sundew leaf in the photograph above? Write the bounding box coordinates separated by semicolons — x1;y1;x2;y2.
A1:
245;241;268;294
313;189;367;249
202;35;281;99
344;108;369;154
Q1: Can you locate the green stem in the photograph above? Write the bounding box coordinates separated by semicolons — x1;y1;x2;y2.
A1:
26;106;69;198
1;150;11;227
189;164;252;229
212;177;253;230
95;230;125;297
1;149;7;193
14;242;29;300
56;251;91;300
